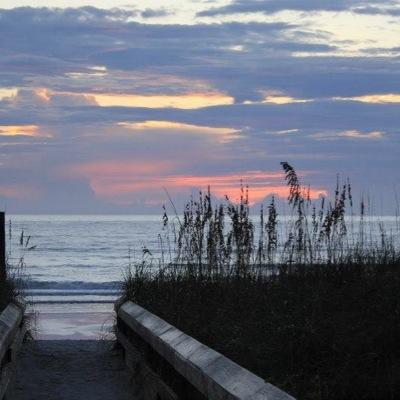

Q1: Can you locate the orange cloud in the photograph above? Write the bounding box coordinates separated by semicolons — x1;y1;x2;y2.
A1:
33;88;234;109
0;125;50;137
92;176;325;205
335;93;400;104
34;88;51;102
169;175;325;204
67;162;326;206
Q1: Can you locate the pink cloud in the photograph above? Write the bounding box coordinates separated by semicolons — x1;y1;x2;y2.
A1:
66;161;327;206
0;184;42;200
66;160;176;179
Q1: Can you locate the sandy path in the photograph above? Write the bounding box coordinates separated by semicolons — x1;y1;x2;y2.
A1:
30;303;115;340
13;341;135;400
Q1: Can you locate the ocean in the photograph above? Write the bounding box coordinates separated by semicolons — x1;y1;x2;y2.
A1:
7;214;400;306
7;215;165;305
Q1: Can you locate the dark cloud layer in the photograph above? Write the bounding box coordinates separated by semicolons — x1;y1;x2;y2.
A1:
198;0;398;16
140;8;172;18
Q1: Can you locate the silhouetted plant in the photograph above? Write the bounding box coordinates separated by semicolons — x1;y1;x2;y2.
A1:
120;162;400;400
155;162;399;275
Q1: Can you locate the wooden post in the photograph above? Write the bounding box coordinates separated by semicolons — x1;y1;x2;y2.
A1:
0;212;6;282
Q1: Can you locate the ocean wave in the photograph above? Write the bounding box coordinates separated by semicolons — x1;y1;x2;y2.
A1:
36;247;114;252
31;299;117;304
26;290;121;296
24;280;123;290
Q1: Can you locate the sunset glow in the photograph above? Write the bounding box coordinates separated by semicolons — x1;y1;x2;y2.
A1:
32;88;235;109
336;94;400;104
0;87;17;100
35;88;51;102
262;95;312;105
0;125;43;137
89;177;327;206
0;3;398;392
244;94;312;105
93;92;235;109
68;163;326;206
0;4;398;213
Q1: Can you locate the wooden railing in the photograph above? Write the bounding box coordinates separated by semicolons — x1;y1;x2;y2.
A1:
0;301;26;399
116;300;296;400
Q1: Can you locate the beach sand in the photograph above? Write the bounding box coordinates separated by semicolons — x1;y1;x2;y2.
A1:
11;305;138;399
30;303;115;340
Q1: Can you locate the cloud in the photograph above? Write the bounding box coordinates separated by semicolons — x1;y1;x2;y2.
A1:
0;88;18;100
66;160;176;179
117;120;240;143
311;129;385;140
140;8;171;19
0;6;398;213
244;92;313;105
0;184;42;200
30;88;234;109
65;164;326;206
353;5;400;16
93;92;234;109
0;7;292;63
2;7;393;102
0;124;50;137
334;93;400;104
198;0;397;16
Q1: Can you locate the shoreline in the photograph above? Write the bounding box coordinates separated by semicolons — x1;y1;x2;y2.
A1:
29;302;115;340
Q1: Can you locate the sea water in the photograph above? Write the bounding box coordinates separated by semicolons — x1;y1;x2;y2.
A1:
6;214;400;306
5;214;399;339
7;215;165;305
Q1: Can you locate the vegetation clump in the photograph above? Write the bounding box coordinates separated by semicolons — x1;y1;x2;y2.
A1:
120;163;400;400
0;225;32;312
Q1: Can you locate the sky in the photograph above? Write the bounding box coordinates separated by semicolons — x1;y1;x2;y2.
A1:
0;0;399;214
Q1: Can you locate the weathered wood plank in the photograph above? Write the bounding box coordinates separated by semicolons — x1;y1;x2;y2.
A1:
117;300;296;400
0;301;26;400
0;212;6;283
0;303;23;364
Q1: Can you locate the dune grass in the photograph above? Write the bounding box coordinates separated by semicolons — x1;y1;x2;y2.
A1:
0;226;32;312
120;162;400;400
122;262;400;400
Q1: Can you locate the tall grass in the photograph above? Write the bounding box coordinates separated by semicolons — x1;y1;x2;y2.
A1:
0;223;34;311
148;162;399;274
120;162;400;400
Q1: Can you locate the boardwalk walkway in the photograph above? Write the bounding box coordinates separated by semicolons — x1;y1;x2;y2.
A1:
13;341;135;400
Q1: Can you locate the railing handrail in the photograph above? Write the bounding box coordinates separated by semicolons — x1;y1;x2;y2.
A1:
0;300;26;399
117;300;295;400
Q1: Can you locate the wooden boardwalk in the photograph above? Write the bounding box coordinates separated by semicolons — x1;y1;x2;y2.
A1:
12;341;135;400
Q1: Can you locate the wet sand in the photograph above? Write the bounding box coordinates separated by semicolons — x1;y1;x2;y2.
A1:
29;303;115;340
